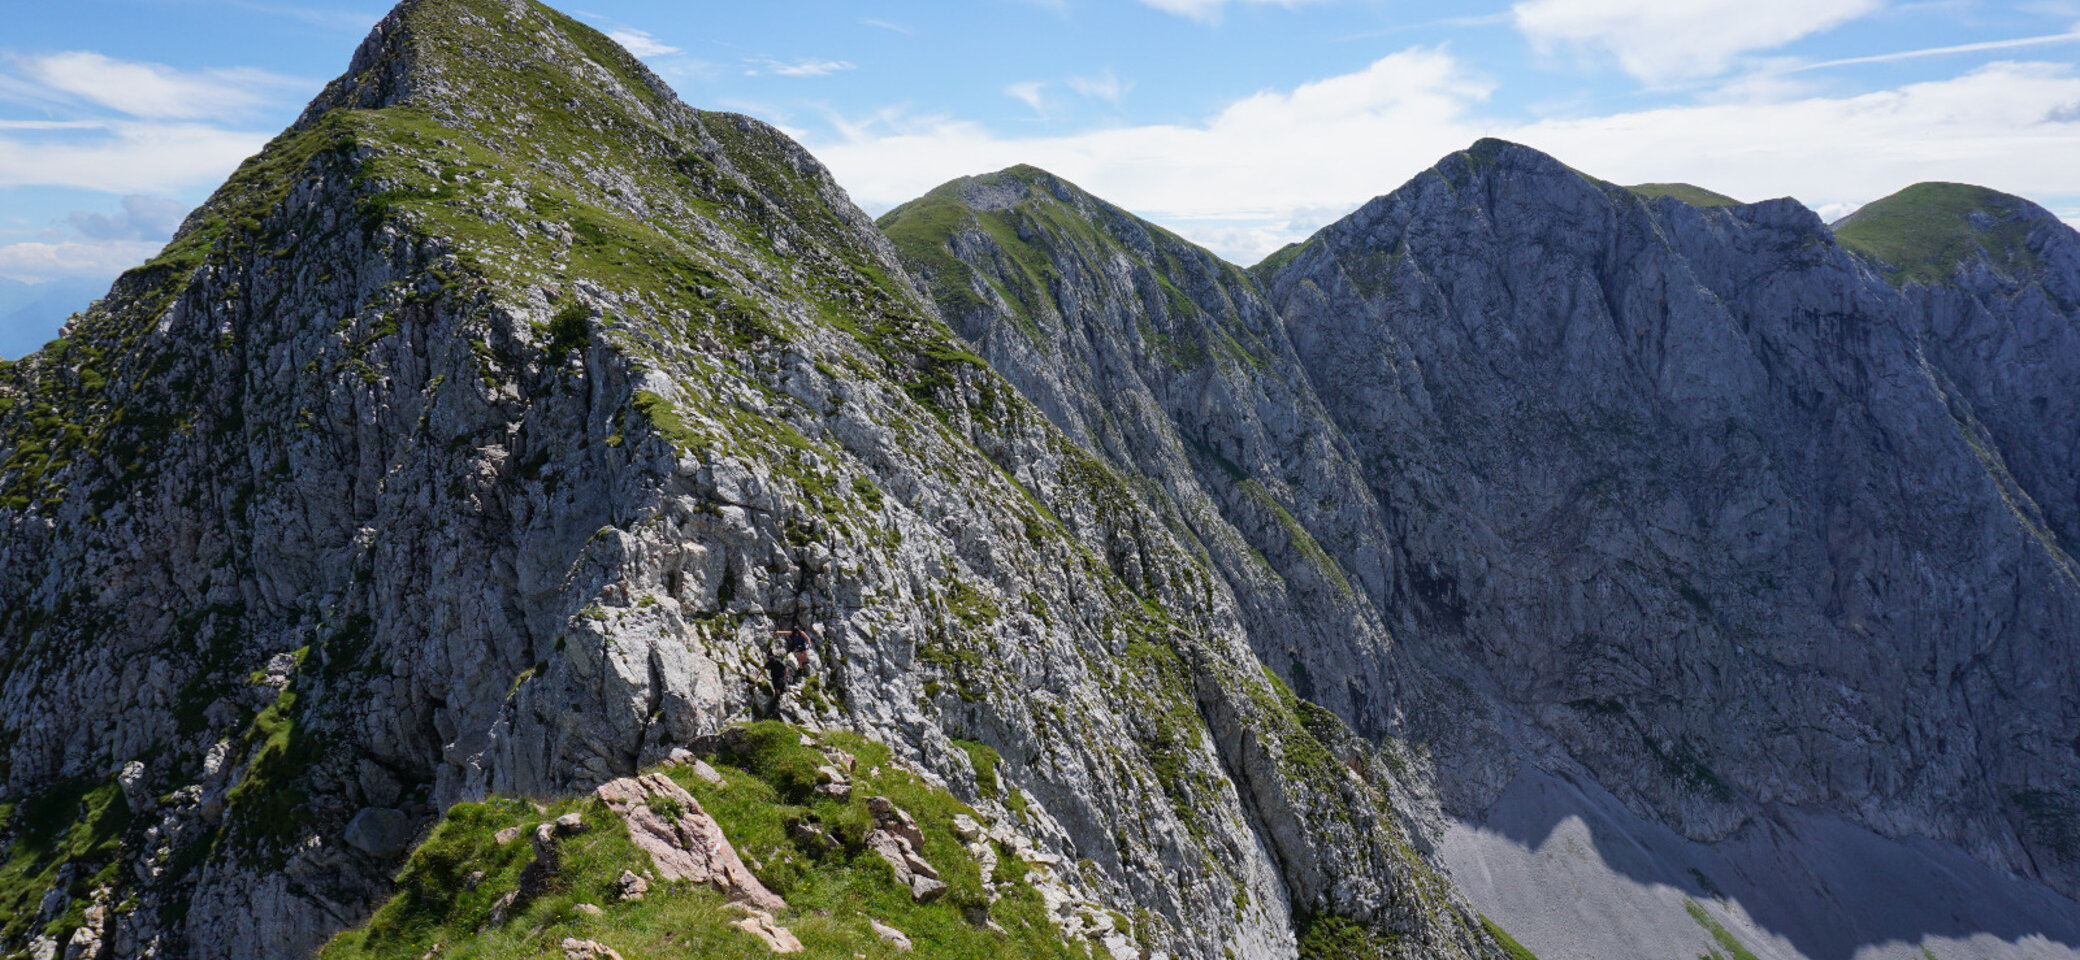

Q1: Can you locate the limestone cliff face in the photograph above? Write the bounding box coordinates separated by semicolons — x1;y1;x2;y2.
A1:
0;2;1502;959
877;167;1410;742
1260;140;2080;897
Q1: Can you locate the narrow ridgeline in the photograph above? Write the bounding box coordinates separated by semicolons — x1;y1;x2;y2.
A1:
0;1;1507;959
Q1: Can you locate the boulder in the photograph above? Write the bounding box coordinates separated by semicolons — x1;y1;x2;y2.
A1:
595;773;785;912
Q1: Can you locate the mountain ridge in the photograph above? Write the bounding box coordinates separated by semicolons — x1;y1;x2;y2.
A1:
0;5;2077;960
0;2;1507;959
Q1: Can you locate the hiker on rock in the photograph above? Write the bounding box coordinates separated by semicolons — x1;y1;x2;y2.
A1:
776;624;813;678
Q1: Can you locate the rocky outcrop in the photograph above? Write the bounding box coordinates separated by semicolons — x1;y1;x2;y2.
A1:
594;773;783;910
0;2;1506;959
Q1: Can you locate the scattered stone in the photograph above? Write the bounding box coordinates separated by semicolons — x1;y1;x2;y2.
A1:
560;938;624;960
554;812;587;835
117;760;151;814
486;891;519;926
595;772;785;911
573;902;603;917
343;807;416;858
730;911;805;954
909;875;948;904
690;759;726;785
59;894;108;960
787;818;836;853
951;814;984;843
867;796;926;850
869;919;913;951
613;869;649;902
862;797;944;903
813;764;852;799
494;826;523;846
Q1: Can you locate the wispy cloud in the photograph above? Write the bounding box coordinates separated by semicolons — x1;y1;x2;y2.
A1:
606;28;681;59
860;18;914;34
1067;68;1131;103
1006;81;1049;114
1785;26;2080;71
0;120;103;131
62;195;187;242
0;120;268;193
15;52;303;121
1337;11;1513;40
1512;0;1885;84
1137;0;1334;23
747;58;856;78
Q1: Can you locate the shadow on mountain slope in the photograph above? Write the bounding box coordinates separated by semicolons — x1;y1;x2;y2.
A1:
1442;765;2080;960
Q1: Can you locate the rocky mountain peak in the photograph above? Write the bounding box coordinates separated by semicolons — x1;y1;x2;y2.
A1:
296;0;679;129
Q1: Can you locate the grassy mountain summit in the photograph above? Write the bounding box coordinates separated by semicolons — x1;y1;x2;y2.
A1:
1625;183;1743;207
1833;181;2051;285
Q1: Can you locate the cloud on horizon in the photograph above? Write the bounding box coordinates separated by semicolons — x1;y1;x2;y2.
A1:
1511;0;1885;83
812;50;2080;264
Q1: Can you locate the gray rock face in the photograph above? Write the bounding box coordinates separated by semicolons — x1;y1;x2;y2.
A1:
887;142;2080;959
879;167;1407;738
1261;139;2080;908
0;2;1502;959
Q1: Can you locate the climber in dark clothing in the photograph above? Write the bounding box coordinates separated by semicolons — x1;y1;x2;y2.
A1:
774;625;812;681
784;626;812;673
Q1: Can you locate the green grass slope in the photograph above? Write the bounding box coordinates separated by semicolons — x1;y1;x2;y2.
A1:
1833;182;2043;286
322;723;1085;960
1625;183;1743;208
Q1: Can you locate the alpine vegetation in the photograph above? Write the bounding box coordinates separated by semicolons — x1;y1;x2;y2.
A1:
0;3;2076;960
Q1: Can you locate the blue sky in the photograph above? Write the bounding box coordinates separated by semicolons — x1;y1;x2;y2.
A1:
4;0;2080;352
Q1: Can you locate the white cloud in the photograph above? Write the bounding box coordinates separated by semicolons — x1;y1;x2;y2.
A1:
860;18;914;34
748;58;856;78
0;121;268;193
1006;81;1049;113
1512;0;1884;83
606;29;680;59
1067;68;1131;103
812;51;2080;265
0;239;164;284
1137;0;1332;23
812;49;1491;262
17;52;301;121
1515;60;2080;210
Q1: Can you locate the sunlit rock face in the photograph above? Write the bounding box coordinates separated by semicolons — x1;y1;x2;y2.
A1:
0;3;1504;959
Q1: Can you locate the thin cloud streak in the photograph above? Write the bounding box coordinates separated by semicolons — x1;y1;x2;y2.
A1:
748;58;856;77
1786;28;2080;71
